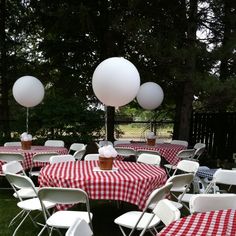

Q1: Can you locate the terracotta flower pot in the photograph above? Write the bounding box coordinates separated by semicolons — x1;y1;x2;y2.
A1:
147;138;156;146
21;141;32;150
99;156;113;170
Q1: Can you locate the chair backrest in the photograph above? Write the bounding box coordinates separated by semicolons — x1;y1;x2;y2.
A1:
2;161;24;175
167;173;194;193
174;160;199;174
84;153;99;161
137;149;161;156
73;149;86;161
32;152;59;163
113;140;131;146
115;147;137;157
153;199;180;226
44;140;65;147
145;182;173;209
189;194;236;213
66;218;93;236
49;154;75;164
0;152;24;163
193;142;206;150
98;140;113;147
38;187;92;227
170;140;188;147
69;143;86;153
137;153;161;166
5;173;38;199
4;142;21;147
193;146;206;161
177;149;196;160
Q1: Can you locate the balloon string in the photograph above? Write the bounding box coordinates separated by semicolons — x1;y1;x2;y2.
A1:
26;107;29;133
105;105;107;141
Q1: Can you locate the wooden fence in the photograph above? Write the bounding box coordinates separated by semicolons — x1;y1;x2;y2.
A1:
190;112;236;160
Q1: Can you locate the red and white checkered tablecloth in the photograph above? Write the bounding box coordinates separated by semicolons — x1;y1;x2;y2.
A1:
0;146;68;173
38;160;167;210
157;209;236;236
115;143;186;165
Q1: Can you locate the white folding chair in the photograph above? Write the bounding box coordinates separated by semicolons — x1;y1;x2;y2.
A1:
140;199;180;236
115;147;137;158
2;161;38;199
192;146;206;161
37;187;93;236
0;152;24;179
114;140;131;146
189;193;236;213
181;168;236;212
137;153;161;166
29;152;58;177
69;143;86;154
66;218;93;236
84;154;99;161
5;173;55;236
172;160;199;175
44;140;65;147
136;149;161;156
73;149;86;161
164;152;198;176
4;142;21;147
114;183;173;236
170;140;188;147
49;154;75;164
205;168;236;193
166;173;194;210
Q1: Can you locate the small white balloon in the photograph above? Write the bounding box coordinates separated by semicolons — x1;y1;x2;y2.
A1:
92;57;140;107
13;76;45;108
137;82;164;110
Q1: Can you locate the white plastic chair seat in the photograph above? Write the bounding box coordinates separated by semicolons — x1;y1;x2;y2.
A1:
169;200;183;209
13;187;39;198
137;153;161;166
171;186;187;192
17;198;55;211
46;211;93;229
30;170;41;176
114;211;160;230
180;193;193;203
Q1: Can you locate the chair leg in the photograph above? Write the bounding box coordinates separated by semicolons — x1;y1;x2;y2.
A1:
9;210;25;227
37;224;49;236
13;211;31;236
119;225;128;236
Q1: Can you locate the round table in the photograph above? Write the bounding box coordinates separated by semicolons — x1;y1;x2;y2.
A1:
0;146;68;172
157;209;236;236
115;143;186;165
39;160;167;210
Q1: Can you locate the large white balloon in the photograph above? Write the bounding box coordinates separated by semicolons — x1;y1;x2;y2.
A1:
12;76;45;108
92;57;140;107
137;82;164;110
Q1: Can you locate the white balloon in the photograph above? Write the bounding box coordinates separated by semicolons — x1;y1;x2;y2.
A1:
137;82;164;110
92;57;140;107
13;76;45;108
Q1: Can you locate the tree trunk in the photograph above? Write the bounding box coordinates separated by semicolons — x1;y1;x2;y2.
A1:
173;0;198;142
219;0;232;81
0;0;10;138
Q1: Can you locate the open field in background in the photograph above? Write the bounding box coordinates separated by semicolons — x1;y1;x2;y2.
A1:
115;124;173;141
